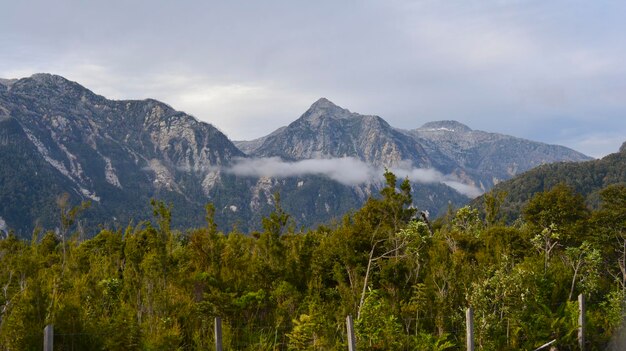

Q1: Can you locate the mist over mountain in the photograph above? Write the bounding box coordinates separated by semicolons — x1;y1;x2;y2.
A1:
0;74;591;236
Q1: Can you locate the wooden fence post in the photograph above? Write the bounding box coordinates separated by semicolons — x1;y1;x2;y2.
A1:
346;315;356;351
578;294;586;350
214;317;223;351
44;324;53;351
466;307;475;351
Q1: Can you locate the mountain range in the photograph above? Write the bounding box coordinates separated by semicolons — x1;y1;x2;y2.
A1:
0;74;591;236
236;100;590;190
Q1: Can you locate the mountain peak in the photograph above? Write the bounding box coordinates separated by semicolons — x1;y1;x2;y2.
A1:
28;73;72;85
7;73;104;102
299;98;355;123
308;97;346;113
12;73;83;92
419;120;472;133
620;141;626;154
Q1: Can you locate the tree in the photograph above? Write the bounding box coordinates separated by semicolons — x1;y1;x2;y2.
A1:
562;241;601;300
56;193;90;271
523;184;589;272
483;190;507;226
262;192;291;238
593;185;626;290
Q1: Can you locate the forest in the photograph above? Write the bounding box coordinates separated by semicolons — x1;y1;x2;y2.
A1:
0;172;625;350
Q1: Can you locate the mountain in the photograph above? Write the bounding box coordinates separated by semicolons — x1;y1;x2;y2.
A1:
0;74;593;236
471;142;626;221
234;99;479;217
0;75;390;235
236;98;432;167
235;98;591;202
0;74;256;234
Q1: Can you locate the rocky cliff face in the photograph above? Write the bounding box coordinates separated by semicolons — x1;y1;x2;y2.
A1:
9;75;239;167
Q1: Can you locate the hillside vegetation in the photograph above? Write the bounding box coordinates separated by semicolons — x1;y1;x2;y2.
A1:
473;143;626;222
0;172;625;350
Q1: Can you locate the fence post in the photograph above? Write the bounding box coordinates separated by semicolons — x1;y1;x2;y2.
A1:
346;315;356;351
44;324;53;351
466;307;475;351
578;294;586;350
214;317;223;351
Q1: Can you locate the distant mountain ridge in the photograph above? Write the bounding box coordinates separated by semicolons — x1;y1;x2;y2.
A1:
407;120;592;190
0;74;592;236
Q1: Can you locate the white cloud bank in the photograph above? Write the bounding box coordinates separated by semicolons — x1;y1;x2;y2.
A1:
391;167;484;198
226;157;483;198
227;157;378;186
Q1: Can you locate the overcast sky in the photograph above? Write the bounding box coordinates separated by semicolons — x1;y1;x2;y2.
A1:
1;0;624;158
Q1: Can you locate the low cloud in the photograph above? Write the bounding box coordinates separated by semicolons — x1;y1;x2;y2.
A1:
226;157;379;186
226;157;483;198
440;181;484;198
389;165;484;198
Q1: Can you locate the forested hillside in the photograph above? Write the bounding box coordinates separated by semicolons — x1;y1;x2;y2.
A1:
0;172;625;350
472;142;626;222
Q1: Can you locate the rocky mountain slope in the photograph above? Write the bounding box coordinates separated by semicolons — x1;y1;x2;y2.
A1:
236;98;432;168
0;74;255;234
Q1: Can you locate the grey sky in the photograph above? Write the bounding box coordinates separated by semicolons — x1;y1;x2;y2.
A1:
1;0;624;158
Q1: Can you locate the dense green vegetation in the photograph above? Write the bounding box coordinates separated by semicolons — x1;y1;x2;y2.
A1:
1;172;625;350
